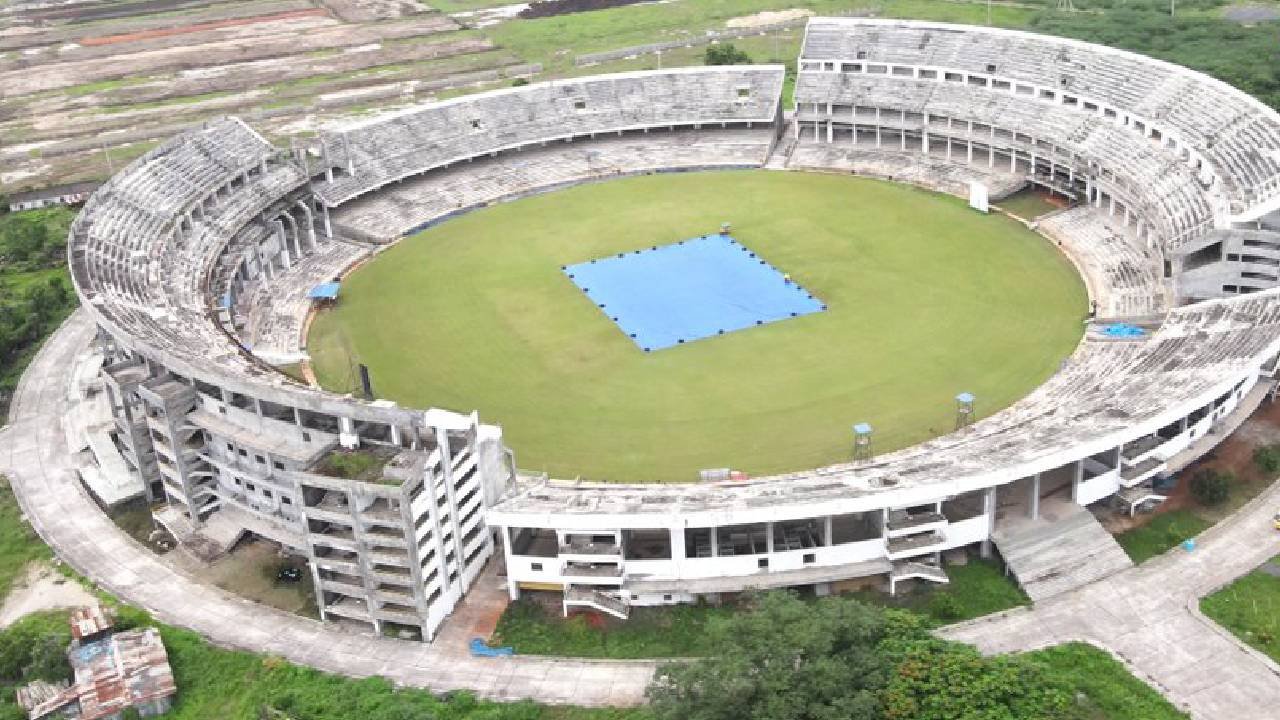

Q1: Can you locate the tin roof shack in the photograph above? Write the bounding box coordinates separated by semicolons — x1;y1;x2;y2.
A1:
20;607;177;720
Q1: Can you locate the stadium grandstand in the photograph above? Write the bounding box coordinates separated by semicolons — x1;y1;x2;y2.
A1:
56;20;1280;637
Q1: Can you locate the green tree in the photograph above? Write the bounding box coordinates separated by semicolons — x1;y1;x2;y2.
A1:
704;43;752;66
1190;468;1230;506
647;591;889;720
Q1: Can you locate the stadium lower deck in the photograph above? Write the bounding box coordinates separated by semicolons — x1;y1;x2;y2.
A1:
53;21;1280;636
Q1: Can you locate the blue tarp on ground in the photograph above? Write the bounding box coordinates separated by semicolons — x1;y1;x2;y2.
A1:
1100;323;1146;338
470;638;514;657
308;282;340;300
563;234;825;352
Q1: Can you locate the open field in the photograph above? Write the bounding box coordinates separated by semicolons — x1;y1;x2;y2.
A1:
310;171;1085;482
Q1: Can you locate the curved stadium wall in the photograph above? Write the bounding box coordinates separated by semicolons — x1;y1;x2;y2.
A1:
66;24;1280;633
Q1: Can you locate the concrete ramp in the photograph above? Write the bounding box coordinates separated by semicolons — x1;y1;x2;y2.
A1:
993;503;1132;602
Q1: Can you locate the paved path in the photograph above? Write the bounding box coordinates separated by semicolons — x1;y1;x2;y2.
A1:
7;312;1280;716
0;311;655;707
940;480;1280;719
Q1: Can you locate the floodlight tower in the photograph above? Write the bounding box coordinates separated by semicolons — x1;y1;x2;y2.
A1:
853;423;874;460
955;392;976;430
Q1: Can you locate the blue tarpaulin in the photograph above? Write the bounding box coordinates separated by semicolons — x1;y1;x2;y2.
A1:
1100;323;1146;338
563;234;825;352
470;638;514;657
308;282;340;300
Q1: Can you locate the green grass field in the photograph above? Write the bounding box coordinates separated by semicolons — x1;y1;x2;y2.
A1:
310;171;1085;482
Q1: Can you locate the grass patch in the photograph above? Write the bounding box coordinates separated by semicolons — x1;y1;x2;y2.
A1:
850;558;1029;623
1200;556;1280;664
0;476;52;602
493;596;738;658
1028;642;1189;719
311;171;1085;482
1115;509;1212;564
313;450;392;484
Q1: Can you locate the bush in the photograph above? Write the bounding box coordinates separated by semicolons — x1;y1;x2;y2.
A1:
926;592;962;621
1254;445;1280;474
1190;469;1230;506
704;43;751;66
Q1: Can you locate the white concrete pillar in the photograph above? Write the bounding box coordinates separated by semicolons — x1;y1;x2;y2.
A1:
980;487;996;558
823;516;833;546
1029;473;1041;520
502;526;520;600
339;416;358;449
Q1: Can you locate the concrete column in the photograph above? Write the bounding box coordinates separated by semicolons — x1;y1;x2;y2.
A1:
1072;460;1084;503
980;487;996;558
670;525;687;576
1029;473;1041;520
710;526;718;558
765;522;774;554
823;516;833;546
339;416;358;449
274;220;292;269
296;200;317;251
502;526;520;600
967;139;973;164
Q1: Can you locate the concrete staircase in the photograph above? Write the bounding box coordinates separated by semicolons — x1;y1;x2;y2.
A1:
993;503;1132;602
563;586;630;620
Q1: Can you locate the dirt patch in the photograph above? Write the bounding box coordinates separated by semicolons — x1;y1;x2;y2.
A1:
726;9;814;29
80;8;328;47
0;562;97;629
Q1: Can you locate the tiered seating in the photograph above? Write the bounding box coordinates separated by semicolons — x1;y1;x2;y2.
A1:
331;127;775;242
69;118;310;387
794;71;1217;250
787;144;1025;199
799;18;1280;217
1039;206;1165;318
237;240;372;360
315;67;785;205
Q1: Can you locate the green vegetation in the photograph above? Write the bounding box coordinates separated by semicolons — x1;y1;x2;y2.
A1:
0;609;647;720
314;450;390;484
1026;642;1189;720
646;590;1184;720
495;558;1027;658
851;558;1029;623
1253;443;1280;474
0;476;52;602
311;171;1085;482
1190;468;1231;506
1116;509;1212;564
0;208;78;413
1201;556;1280;664
704;43;752;65
495;597;736;658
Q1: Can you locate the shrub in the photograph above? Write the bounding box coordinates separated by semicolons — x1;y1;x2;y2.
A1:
927;592;963;621
1254;445;1280;474
704;43;751;66
1190;469;1230;506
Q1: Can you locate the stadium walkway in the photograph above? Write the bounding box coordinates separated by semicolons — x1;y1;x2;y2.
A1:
0;310;655;707
4;312;1280;716
939;481;1280;719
